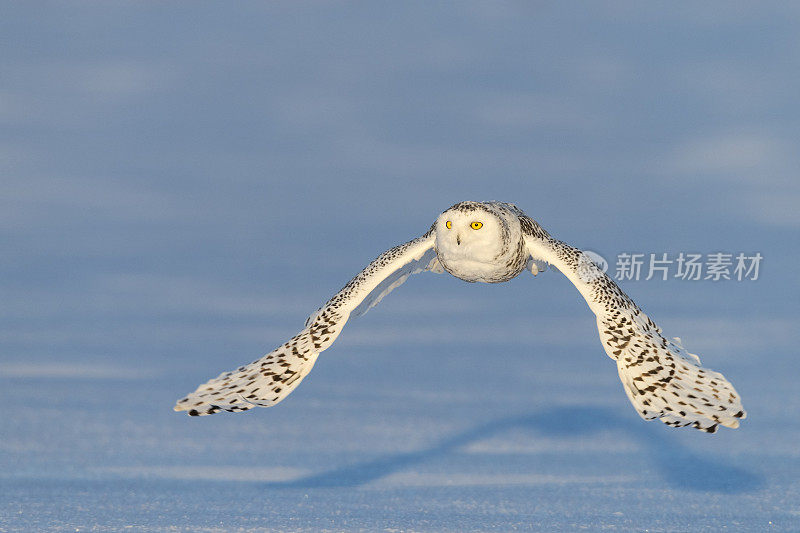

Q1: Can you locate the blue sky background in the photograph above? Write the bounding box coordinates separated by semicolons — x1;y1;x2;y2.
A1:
2;2;799;531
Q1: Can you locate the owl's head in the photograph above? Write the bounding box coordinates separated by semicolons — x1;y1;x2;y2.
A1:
434;201;516;260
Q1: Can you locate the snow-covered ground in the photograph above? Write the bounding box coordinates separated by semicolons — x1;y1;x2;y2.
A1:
2;3;799;531
3;301;798;531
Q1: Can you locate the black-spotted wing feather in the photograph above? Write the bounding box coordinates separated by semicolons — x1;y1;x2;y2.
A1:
520;212;746;432
174;233;436;416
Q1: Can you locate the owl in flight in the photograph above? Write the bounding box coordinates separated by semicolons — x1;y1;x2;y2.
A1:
175;201;745;433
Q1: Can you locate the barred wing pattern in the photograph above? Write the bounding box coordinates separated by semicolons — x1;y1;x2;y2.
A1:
521;216;746;433
174;232;437;416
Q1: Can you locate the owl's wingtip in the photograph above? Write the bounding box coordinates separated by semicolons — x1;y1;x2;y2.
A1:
723;419;740;429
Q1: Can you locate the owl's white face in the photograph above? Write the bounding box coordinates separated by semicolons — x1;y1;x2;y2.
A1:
435;208;503;259
433;207;515;282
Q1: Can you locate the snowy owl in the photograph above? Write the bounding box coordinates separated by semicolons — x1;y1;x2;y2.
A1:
175;201;746;433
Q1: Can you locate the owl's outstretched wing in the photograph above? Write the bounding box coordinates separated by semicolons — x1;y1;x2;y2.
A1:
174;231;438;416
519;214;746;433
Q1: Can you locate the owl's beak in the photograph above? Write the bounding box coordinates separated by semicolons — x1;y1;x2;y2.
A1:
456;234;461;245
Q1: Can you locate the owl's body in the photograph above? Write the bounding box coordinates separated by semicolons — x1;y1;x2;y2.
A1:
176;201;746;433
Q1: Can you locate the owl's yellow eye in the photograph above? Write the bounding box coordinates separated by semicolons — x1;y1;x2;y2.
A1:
471;221;483;230
445;220;452;229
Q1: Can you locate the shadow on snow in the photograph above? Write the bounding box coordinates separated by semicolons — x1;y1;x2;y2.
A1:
263;406;762;494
